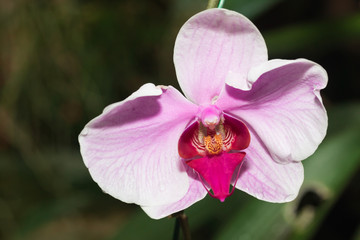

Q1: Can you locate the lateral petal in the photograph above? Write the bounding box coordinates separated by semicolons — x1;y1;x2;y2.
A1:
236;130;304;202
174;8;267;105
79;84;198;206
217;59;328;163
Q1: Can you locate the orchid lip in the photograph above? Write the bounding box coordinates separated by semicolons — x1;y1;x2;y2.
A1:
185;152;246;202
179;108;250;201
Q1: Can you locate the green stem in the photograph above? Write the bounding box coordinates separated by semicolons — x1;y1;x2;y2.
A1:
173;217;180;240
218;0;225;8
207;0;219;9
171;211;191;240
206;0;225;9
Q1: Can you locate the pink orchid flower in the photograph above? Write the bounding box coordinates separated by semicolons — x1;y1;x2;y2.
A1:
79;8;327;219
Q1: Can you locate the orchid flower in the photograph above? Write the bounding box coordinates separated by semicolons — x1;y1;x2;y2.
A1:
79;8;328;219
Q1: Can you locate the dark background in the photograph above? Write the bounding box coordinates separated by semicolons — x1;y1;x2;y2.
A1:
0;0;359;239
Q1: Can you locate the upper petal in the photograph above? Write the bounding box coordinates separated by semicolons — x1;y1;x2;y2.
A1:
236;130;304;202
79;84;198;206
174;8;267;105
217;59;328;163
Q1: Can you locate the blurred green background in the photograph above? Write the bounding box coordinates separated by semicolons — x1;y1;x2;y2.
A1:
1;0;360;239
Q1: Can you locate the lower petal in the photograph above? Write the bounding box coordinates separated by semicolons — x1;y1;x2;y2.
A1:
141;168;207;219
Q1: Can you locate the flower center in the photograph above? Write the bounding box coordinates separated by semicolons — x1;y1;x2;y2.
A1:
199;105;222;130
178;107;251;159
204;134;223;155
178;109;251;202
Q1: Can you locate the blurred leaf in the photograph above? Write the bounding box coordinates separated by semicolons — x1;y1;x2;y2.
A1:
108;211;174;240
224;0;285;19
15;194;92;239
214;103;360;240
352;225;360;240
171;0;286;32
264;14;360;57
109;189;253;240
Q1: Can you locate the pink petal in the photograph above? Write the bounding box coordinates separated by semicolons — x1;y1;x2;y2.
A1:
217;59;328;163
236;129;304;202
186;152;246;202
79;84;198;206
174;8;267;105
141;168;207;219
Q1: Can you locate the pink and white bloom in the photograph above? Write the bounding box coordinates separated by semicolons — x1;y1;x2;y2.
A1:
79;8;327;219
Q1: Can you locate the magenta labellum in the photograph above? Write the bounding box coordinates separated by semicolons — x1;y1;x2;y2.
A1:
178;106;250;201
